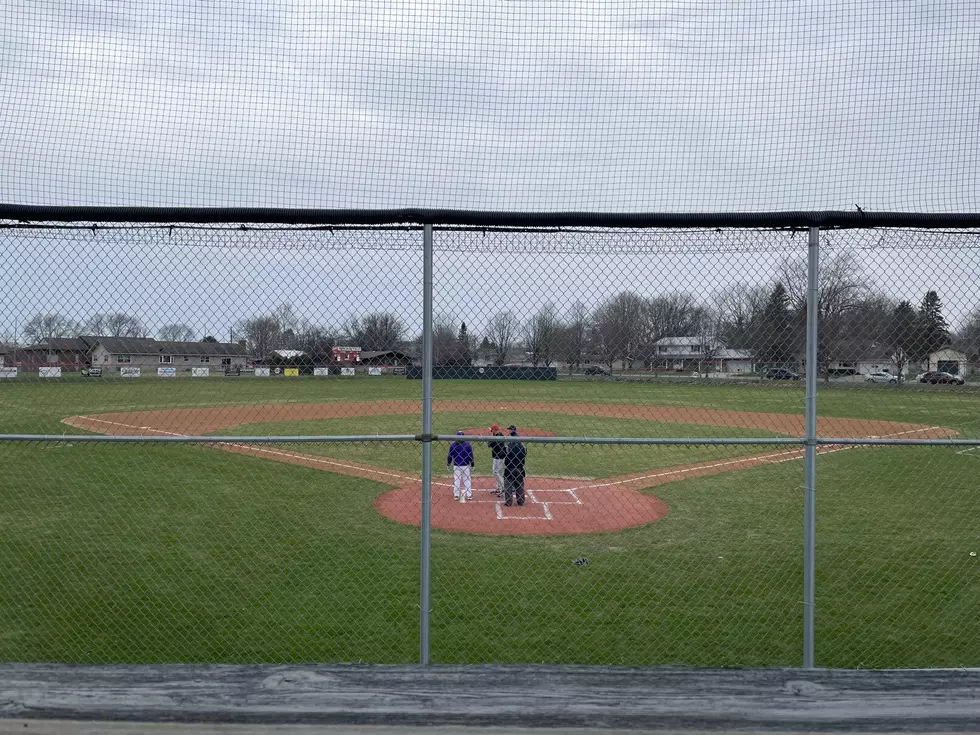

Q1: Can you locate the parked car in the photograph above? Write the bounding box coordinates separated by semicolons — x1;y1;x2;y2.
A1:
918;371;965;385
764;368;800;380
583;366;610;376
865;371;898;384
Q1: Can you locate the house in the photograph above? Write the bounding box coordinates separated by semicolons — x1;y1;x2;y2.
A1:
826;341;905;377
929;348;973;376
0;344;6;366
650;337;714;370
715;348;755;374
14;337;95;371
359;350;415;367
89;337;248;372
649;337;729;372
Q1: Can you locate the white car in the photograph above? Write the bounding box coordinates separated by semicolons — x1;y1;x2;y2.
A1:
865;372;898;384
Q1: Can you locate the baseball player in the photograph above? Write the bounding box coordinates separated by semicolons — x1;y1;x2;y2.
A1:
447;431;475;503
487;424;507;497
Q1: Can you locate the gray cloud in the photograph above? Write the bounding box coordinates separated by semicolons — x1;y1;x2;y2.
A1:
1;0;978;210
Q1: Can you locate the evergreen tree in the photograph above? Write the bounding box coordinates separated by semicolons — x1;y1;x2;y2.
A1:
455;322;473;365
758;282;792;365
917;290;950;361
888;300;917;381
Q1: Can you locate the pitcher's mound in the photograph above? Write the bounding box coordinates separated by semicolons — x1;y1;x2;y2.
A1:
374;476;668;536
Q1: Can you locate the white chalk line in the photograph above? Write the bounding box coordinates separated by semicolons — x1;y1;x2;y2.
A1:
564;425;948;495
70;415;447;487
69;416;954;502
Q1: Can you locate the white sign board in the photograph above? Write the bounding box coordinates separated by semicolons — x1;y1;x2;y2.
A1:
157;367;177;378
191;367;210;378
368;367;382;376
341;367;356;377
39;366;62;378
120;367;141;378
0;367;17;379
254;367;271;377
313;367;330;377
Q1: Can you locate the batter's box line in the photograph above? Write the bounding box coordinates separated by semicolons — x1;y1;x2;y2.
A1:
956;446;980;457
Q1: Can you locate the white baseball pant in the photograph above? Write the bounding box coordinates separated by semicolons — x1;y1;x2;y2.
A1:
492;458;505;493
453;465;472;499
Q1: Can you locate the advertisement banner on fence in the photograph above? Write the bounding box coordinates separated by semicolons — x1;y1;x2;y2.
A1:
225;367;241;377
157;367;177;378
284;368;300;377
191;367;210;378
120;367;141;378
0;367;17;379
39;367;62;378
254;367;270;377
341;367;356;376
313;367;330;377
392;366;407;376
86;367;102;378
368;367;382;376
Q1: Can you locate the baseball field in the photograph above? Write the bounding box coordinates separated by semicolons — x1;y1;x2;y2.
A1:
1;376;978;668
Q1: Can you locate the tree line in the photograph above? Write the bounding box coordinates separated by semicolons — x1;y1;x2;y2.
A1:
16;312;208;344
9;259;980;377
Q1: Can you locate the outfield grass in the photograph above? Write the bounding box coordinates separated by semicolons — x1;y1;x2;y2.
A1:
1;377;978;667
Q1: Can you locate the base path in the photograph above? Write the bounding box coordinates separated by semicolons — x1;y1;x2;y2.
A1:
63;399;955;439
63;401;954;537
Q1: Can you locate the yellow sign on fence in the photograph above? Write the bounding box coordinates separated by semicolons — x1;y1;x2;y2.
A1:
284;368;300;377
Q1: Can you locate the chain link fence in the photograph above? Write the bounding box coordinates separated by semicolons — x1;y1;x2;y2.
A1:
1;214;978;667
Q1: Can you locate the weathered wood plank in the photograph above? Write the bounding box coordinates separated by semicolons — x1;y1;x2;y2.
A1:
2;665;979;731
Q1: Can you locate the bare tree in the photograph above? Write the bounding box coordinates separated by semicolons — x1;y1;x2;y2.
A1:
522;304;559;367
780;251;869;380
642;293;708;365
272;303;299;333
432;319;464;366
555;301;590;374
957;306;980;360
296;323;338;363
87;312;147;338
22;313;79;344
240;316;282;361
157;324;196;342
270;303;300;349
593;292;646;369
487;311;518;366
693;309;722;377
345;312;405;351
713;283;768;350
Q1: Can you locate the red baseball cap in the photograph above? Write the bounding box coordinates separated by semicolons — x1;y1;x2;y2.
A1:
491;424;500;431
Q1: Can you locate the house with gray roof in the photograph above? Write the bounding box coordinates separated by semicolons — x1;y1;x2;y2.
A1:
89;337;247;373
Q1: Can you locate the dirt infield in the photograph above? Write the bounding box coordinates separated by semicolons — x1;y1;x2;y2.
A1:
63;399;955;439
63;401;954;537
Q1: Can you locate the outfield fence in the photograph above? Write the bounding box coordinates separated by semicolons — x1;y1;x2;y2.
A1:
1;208;978;669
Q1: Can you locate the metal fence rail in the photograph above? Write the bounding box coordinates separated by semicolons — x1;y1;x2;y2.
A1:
1;211;978;669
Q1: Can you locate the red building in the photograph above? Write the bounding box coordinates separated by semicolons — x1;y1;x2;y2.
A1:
331;346;361;363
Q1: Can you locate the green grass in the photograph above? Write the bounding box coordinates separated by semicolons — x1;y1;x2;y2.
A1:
1;377;978;666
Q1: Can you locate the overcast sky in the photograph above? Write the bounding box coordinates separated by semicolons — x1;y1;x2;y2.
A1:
2;0;979;211
1;227;977;343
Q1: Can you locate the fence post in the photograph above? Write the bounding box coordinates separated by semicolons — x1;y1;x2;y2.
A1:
803;226;819;668
419;223;434;665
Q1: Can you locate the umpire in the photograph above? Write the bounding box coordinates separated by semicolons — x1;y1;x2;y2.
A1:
487;424;507;497
503;425;527;507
